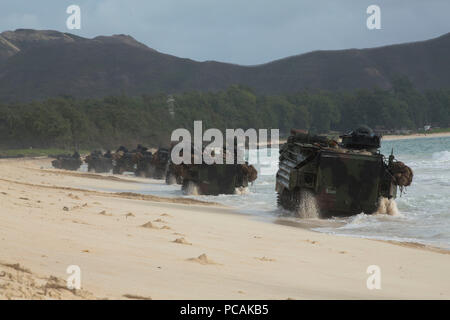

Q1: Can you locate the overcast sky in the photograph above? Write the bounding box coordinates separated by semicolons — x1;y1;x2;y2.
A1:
0;0;449;65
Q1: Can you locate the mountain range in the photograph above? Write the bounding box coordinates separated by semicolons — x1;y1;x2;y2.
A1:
0;29;449;101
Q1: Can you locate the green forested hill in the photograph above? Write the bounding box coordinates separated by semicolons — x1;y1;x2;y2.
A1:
0;81;448;150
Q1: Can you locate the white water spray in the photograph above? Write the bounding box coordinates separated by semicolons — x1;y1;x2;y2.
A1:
166;174;177;185
183;181;199;195
296;190;320;219
374;197;400;216
234;187;250;195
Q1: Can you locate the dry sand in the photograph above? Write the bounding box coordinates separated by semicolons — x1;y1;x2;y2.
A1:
0;158;449;300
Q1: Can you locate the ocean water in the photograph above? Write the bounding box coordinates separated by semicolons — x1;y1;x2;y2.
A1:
329;136;450;249
181;136;450;249
84;137;450;249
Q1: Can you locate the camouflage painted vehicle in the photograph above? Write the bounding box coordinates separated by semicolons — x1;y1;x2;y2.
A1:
174;143;258;195
150;147;170;179
112;146;137;174
276;126;413;218
112;145;158;177
165;158;185;185
135;153;153;177
131;145;153;178
181;162;257;195
85;150;113;173
51;152;82;171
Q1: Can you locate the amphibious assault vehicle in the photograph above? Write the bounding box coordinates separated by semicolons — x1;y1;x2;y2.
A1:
165;158;184;185
181;162;257;195
112;145;162;177
85;150;113;173
112;146;138;174
276;126;413;218
134;146;153;178
51;152;83;171
150;148;170;179
168;143;258;195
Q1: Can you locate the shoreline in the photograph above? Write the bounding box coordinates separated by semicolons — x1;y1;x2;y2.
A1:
13;163;450;253
381;131;450;141
273;216;450;254
1;158;449;299
254;131;450;148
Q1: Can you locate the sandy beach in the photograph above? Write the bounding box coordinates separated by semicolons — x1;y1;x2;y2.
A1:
0;157;449;300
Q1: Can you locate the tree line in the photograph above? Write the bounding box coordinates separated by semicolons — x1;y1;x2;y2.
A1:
0;77;448;150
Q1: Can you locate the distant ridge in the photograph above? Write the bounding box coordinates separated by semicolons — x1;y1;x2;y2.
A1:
0;29;449;101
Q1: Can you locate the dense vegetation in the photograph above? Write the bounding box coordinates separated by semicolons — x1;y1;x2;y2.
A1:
0;78;449;150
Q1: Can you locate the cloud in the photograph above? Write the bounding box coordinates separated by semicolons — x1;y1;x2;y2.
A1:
0;0;448;64
0;13;41;30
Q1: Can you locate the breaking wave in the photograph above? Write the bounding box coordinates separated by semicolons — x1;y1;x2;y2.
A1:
431;150;450;162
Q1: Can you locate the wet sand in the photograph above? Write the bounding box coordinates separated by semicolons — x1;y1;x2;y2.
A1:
0;158;449;299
